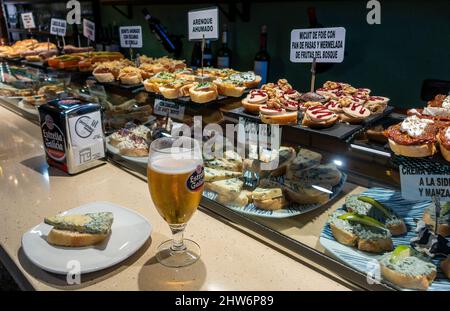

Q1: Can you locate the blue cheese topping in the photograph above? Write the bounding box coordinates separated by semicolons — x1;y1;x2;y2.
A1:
379;251;436;277
345;195;404;227
328;210;391;240
44;212;114;234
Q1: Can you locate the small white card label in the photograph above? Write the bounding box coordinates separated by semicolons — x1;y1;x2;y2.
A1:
400;165;450;200
68;111;105;166
119;26;143;48
50;18;67;36
188;7;219;41
21;13;35;29
290;27;346;63
83;19;95;41
154;99;185;120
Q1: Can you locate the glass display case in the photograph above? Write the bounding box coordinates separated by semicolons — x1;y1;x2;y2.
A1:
1;2;449;291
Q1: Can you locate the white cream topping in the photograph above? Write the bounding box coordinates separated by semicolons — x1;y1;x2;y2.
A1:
131;125;150;139
400;115;434;137
442;96;450;109
117;137;148;150
446;127;450;140
423;107;450;117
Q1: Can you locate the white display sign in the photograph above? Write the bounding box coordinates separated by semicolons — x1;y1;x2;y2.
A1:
400;165;450;200
188;7;219;41
290;27;346;63
68;111;105;166
21;12;35;29
154;99;185;120
119;26;143;48
83;19;95;41
50;18;67;36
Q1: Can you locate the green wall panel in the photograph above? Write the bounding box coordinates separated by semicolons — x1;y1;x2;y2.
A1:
101;1;450;108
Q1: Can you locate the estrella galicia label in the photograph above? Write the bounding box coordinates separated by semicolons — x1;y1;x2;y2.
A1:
186;165;204;192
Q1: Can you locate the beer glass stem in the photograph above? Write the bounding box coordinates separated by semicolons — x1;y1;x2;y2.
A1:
169;223;187;252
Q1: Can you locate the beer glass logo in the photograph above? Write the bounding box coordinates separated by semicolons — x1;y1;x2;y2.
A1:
45;114;54;130
186;165;204;192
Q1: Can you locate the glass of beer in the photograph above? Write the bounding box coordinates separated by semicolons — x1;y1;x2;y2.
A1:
147;136;204;268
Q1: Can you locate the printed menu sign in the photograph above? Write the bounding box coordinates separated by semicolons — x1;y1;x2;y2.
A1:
21;13;35;29
119;26;143;48
290;27;346;63
50;18;67;36
188;7;219;41
154;99;185;120
400;165;450;200
83;19;95;41
68;111;105;166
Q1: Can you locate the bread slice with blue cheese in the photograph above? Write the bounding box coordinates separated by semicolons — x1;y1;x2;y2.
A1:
45;212;114;234
287;148;322;173
204;158;242;172
44;212;114;247
205;167;242;182
252;185;287;211
216;191;249;208
205;178;243;200
287;163;342;186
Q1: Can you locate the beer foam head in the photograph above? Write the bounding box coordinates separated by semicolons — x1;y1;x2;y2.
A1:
149;156;201;175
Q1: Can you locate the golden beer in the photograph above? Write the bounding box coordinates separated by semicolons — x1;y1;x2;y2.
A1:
147;157;204;224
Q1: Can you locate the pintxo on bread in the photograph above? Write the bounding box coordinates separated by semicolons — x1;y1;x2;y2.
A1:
243;79;388;127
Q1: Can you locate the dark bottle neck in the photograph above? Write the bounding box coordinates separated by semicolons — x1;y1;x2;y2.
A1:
259;32;267;51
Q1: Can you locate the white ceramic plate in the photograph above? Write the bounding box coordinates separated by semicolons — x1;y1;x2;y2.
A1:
106;136;148;165
22;202;152;275
320;188;449;291
203;173;347;219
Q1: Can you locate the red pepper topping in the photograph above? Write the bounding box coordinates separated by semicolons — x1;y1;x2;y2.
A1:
308;105;333;119
250;89;267;99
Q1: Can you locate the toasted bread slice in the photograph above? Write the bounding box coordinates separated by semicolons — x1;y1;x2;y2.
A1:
328;210;393;253
204;167;242;182
330;223;358;247
423;208;450;237
358;238;393;253
47;228;109;247
260;111;298;125
441;257;450;280
380;264;436;290
254;196;288;211
388;139;436;158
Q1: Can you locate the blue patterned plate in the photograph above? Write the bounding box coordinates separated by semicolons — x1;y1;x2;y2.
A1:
203;173;347;219
319;187;449;291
